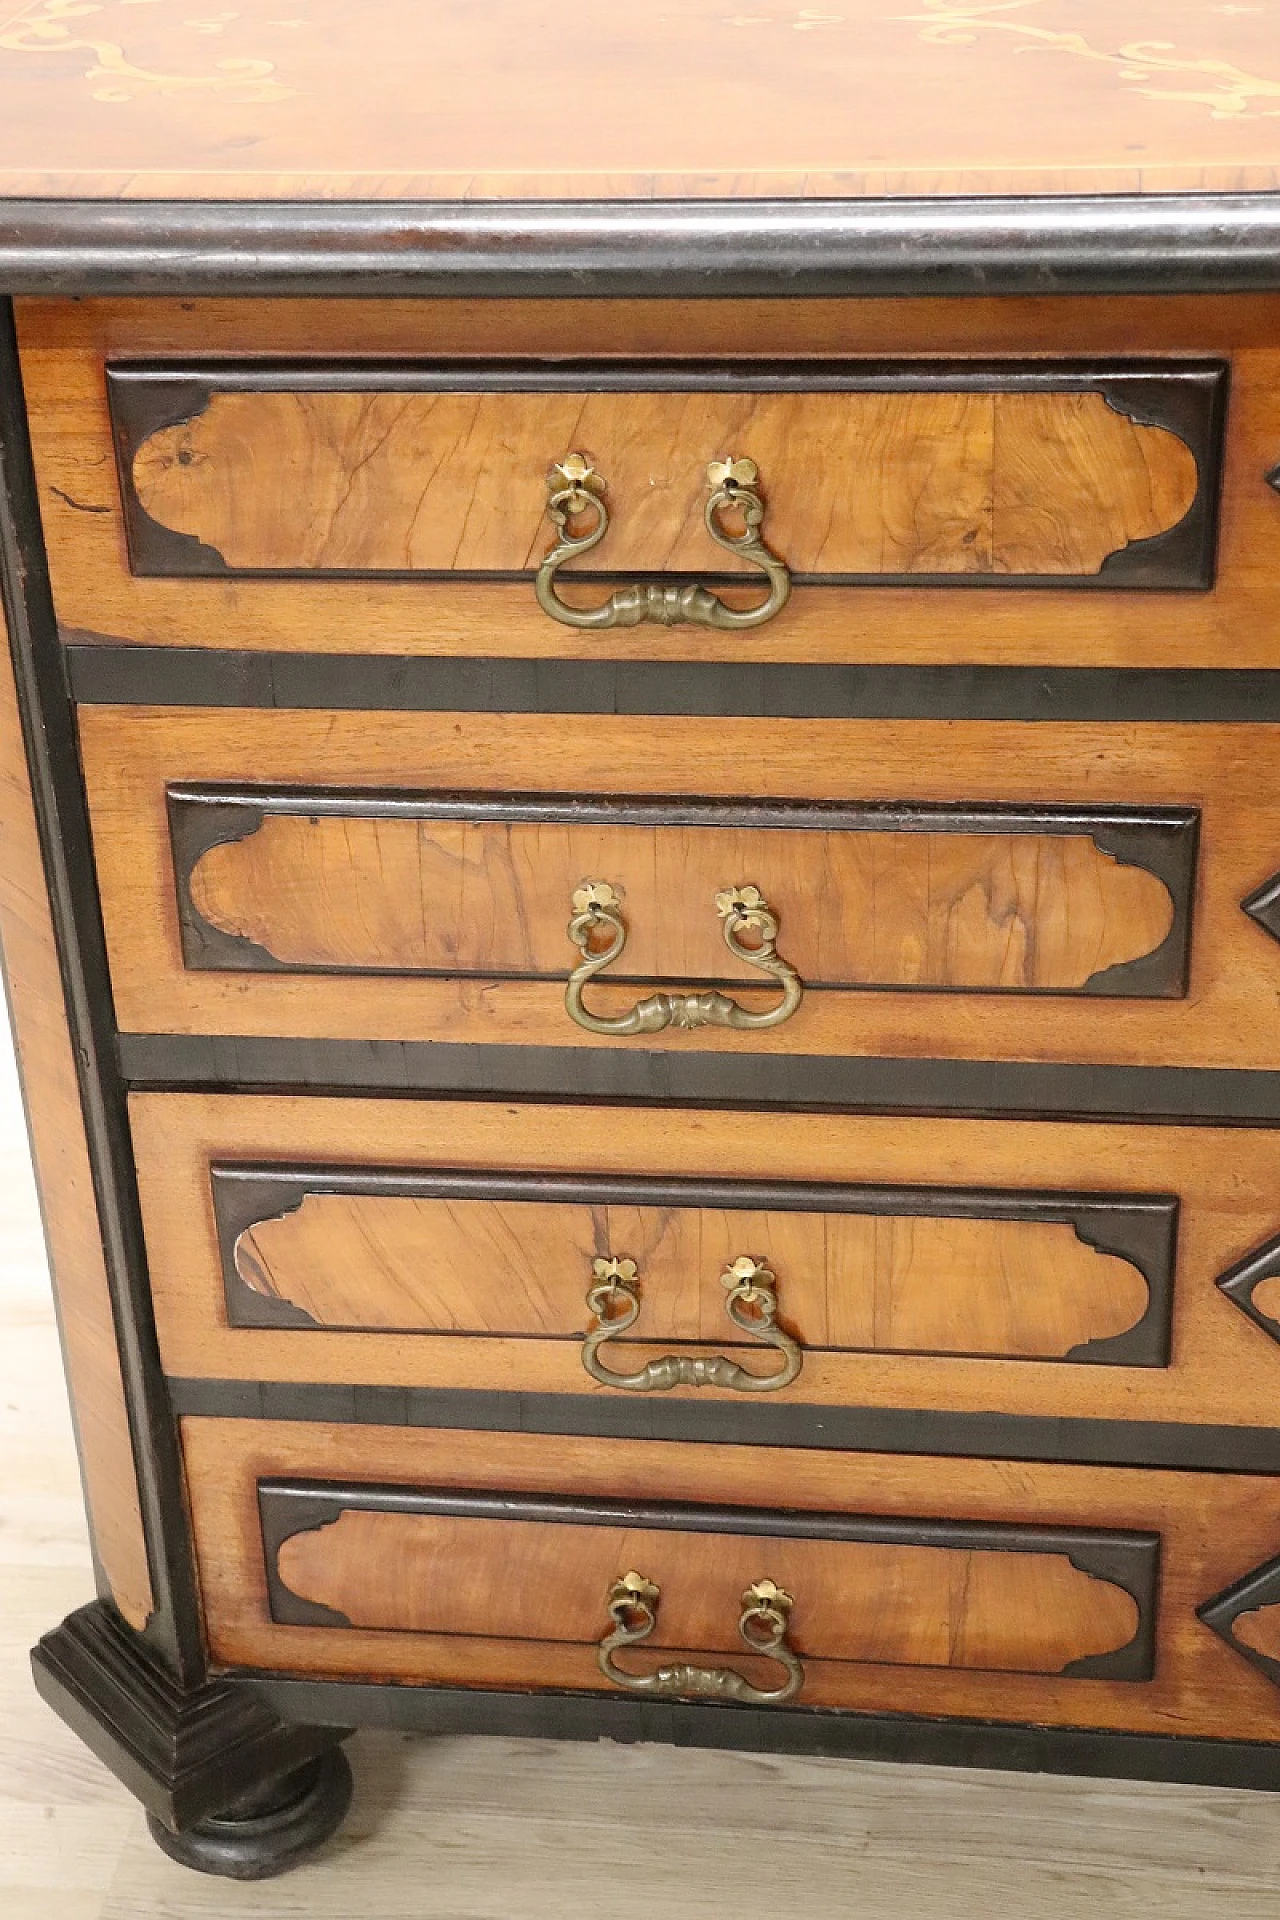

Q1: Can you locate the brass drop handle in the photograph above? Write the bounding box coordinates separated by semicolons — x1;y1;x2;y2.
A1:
535;454;791;631
583;1254;803;1393
565;881;803;1036
598;1572;803;1703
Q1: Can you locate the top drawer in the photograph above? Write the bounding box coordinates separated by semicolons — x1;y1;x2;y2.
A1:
23;296;1280;667
106;359;1222;599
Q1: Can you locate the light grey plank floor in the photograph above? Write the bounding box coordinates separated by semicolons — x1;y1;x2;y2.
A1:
1;1041;1279;1916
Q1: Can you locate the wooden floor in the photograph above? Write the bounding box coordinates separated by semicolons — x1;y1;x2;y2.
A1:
2;1050;1280;1914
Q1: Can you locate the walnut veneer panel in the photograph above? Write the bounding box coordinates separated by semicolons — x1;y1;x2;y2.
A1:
0;589;150;1629
229;1189;1147;1360
183;810;1176;996
20;294;1280;667
179;1418;1280;1740
81;709;1280;1070
2;0;1279;200
132;1094;1280;1429
273;1506;1139;1679
124;385;1195;581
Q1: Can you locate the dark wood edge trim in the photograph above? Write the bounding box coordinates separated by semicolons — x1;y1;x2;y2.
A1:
108;357;1225;592
247;1671;1280;1789
165;785;1197;999
61;648;1280;724
210;1163;1176;1367
256;1478;1158;1682
167;1376;1280;1473
1216;1234;1280;1350
1242;871;1280;947
1197;1554;1280;1690
120;1035;1280;1123
6;196;1280;299
30;1600;349;1831
0;301;205;1680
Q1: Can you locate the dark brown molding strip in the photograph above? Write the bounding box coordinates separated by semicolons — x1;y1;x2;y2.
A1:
166;1376;1280;1475
107;357;1225;591
118;1035;1280;1124
64;647;1280;724
211;1163;1177;1367
166;785;1198;1001
246;1669;1280;1790
5;195;1280;300
257;1478;1159;1682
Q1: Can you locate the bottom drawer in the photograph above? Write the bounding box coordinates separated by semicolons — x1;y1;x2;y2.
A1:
184;1420;1280;1740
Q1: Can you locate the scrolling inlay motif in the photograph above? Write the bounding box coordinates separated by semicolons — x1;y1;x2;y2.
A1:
0;0;298;103
893;1;1280;120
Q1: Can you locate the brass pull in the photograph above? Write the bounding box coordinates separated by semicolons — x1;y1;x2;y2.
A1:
535;454;791;631
565;882;803;1036
598;1572;803;1704
583;1255;803;1393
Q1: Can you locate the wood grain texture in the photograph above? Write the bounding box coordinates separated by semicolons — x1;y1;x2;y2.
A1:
20;294;1280;668
231;1189;1148;1360
178;1417;1280;1738
129;1094;1280;1429
79;708;1279;1071
1232;1606;1280;1664
0;590;150;1630
184;810;1175;995
2;0;1280;201
274;1506;1138;1679
125;386;1196;580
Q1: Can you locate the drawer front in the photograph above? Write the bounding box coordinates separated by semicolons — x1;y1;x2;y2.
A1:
181;1418;1280;1739
108;359;1220;592
23;296;1280;670
259;1483;1157;1684
83;709;1280;1069
170;787;1193;1000
134;1095;1280;1431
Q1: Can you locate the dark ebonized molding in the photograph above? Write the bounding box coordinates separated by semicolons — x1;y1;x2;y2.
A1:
248;1673;1280;1791
1199;1556;1280;1692
31;1601;349;1832
258;1479;1159;1683
64;646;1280;725
1242;871;1280;947
108;357;1225;591
119;1035;1280;1125
167;784;1198;1000
212;1162;1176;1367
167;1378;1280;1476
0;302;206;1679
6;196;1280;299
1216;1235;1280;1350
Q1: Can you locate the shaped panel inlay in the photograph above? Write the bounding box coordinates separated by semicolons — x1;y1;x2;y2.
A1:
1216;1234;1280;1349
1199;1554;1280;1689
169;788;1198;1001
259;1481;1159;1683
108;360;1224;590
1242;870;1280;947
213;1164;1177;1366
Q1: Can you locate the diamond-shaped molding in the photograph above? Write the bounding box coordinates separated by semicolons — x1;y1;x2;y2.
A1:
1199;1554;1280;1688
1217;1234;1280;1349
1242;871;1280;945
1267;464;1280;498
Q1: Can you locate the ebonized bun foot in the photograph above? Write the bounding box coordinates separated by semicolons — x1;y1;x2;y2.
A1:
31;1600;351;1833
146;1748;353;1879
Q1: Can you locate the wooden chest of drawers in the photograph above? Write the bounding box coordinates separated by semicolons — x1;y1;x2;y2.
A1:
8;0;1280;1883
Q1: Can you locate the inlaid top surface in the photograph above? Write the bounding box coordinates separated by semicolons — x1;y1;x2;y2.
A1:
1;0;1279;202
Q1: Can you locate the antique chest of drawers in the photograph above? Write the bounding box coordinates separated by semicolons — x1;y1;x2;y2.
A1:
8;0;1280;1882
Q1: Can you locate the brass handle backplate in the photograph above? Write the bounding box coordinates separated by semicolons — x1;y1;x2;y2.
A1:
583;1254;803;1393
535;454;791;631
598;1572;803;1703
565;882;803;1036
